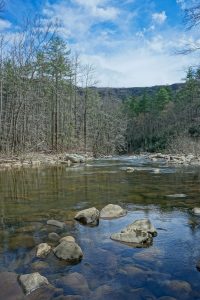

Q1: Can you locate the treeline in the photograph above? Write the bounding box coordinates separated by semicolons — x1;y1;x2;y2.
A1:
123;67;200;154
0;18;126;156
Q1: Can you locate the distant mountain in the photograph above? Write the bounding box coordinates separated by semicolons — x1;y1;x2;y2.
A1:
92;83;184;101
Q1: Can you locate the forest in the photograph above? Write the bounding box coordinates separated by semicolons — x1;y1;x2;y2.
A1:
0;2;200;157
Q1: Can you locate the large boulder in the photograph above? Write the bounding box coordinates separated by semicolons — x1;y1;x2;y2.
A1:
111;230;152;246
19;272;49;295
47;220;66;229
110;219;157;247
124;219;157;237
36;243;51;258
100;204;127;219
65;154;86;163
74;207;100;226
53;241;83;262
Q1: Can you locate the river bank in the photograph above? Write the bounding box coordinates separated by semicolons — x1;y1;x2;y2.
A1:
0;151;200;171
0;152;93;171
148;153;200;166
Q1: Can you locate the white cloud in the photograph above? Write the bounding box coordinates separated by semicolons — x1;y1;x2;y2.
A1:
42;1;198;87
152;11;167;25
79;31;199;87
0;19;11;31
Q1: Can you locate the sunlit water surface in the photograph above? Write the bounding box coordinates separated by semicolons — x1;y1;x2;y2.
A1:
1;156;200;299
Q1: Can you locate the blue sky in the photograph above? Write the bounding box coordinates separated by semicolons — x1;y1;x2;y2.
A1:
1;0;199;87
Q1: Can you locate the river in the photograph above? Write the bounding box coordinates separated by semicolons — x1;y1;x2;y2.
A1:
0;155;200;299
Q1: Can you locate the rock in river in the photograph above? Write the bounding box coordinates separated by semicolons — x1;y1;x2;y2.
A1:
47;220;66;229
125;219;157;237
65;154;86;163
111;219;157;247
53;241;83;262
192;207;200;216
48;232;60;242
55;272;90;297
19;272;49;295
100;204;127;219
59;236;76;243
74;207;100;226
36;243;51;258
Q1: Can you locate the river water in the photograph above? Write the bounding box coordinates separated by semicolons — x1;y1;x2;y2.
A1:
1;155;200;299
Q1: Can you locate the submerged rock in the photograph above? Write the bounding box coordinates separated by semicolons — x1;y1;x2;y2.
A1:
55;272;90;296
36;243;51;258
163;280;192;298
19;272;49;295
196;260;200;271
48;232;60;242
192;207;200;216
0;272;25;300
111;219;157;246
100;204;127;219
59;236;75;243
31;261;50;272
53;241;83;262
74;207;100;226
8;234;35;250
47;220;65;229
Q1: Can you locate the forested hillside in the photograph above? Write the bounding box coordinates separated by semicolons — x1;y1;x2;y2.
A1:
0;19;126;156
121;68;200;154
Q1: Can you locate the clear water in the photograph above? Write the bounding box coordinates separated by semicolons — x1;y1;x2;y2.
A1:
1;156;200;299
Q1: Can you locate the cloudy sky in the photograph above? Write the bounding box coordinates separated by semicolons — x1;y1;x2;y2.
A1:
1;0;200;87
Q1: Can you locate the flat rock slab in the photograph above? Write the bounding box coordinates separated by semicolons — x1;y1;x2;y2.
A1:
100;204;127;219
74;207;100;226
19;272;49;295
47;220;66;229
53;241;83;262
